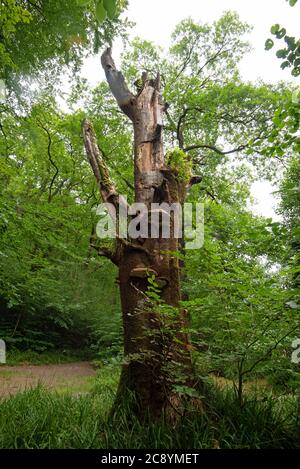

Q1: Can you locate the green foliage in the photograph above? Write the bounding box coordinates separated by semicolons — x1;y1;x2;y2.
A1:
166;147;192;183
0;97;122;354
79;0;118;23
268;367;300;392
103;0;118;20
265;0;300;76
0;0;128;92
95;0;107;23
181;133;298;399
0;0;32;71
278;157;300;303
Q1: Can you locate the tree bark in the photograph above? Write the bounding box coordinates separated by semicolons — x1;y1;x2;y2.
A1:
84;48;198;420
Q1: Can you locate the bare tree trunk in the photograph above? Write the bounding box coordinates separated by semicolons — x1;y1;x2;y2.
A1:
83;49;200;420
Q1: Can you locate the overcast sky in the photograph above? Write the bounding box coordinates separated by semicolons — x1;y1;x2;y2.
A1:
81;0;299;220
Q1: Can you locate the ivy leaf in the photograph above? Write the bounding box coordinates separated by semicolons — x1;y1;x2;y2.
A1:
265;39;274;50
103;0;117;19
95;0;107;23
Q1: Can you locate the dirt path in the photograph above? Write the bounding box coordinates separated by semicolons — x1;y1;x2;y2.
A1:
0;362;97;398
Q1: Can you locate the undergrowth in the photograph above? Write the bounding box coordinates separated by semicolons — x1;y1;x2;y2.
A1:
0;364;299;449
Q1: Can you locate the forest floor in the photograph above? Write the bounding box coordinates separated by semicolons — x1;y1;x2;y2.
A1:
0;362;97;397
0;360;271;398
0;362;298;449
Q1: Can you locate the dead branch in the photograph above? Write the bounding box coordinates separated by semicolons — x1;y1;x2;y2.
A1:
101;48;135;120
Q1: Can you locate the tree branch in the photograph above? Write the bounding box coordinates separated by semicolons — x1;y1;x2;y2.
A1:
184;143;248;156
0;122;9;158
176;107;204;148
188;175;202;188
82;119;129;221
241;325;299;378
101;48;135;120
196;46;231;76
90;243;119;266
37;120;59;203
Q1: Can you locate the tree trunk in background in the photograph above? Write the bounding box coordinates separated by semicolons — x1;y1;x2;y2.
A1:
83;49;198;420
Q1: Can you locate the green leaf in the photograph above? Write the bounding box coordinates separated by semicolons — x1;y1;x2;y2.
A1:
95;0;107;23
292;67;300;76
77;0;92;5
103;0;117;19
287;52;296;63
276;49;288;59
271;24;280;35
288;0;298;6
294;58;300;67
276;28;287;39
284;35;296;51
265;39;274;50
281;60;291;69
273;115;285;128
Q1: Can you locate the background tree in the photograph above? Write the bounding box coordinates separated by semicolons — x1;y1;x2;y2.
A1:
0;0;128;93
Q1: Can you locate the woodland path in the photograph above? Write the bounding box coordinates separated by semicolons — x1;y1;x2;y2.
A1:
0;362;96;397
0;362;270;398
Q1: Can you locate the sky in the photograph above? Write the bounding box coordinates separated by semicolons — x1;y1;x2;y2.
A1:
81;0;300;220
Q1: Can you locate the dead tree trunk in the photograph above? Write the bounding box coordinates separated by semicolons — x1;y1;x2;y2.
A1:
83;48;200;420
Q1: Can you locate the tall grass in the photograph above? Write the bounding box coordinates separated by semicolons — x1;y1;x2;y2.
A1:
0;367;299;449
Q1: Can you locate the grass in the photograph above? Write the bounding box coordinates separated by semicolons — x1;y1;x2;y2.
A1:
212;375;271;394
55;376;95;395
5;349;93;366
0;370;16;379
0;363;299;449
